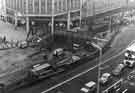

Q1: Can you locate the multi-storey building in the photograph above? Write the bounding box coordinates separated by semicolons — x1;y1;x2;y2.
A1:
3;0;135;34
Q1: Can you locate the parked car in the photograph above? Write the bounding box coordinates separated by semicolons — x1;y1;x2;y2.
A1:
80;81;96;93
99;73;112;85
112;63;126;76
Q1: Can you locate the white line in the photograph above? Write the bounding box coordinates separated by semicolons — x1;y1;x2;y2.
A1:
41;40;135;93
122;89;128;93
116;88;120;92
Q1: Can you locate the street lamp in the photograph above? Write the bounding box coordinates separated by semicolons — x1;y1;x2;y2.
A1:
97;47;102;93
91;42;102;93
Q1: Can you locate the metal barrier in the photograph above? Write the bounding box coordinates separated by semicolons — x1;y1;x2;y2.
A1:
102;79;123;93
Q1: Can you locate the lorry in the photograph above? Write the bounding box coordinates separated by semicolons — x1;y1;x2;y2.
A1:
28;63;65;80
123;43;135;67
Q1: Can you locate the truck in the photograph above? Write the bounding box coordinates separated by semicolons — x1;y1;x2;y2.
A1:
28;63;65;81
123;43;135;67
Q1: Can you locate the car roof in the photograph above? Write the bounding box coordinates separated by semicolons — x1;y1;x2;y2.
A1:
80;88;89;93
118;64;125;67
72;55;80;60
102;73;111;77
85;81;96;88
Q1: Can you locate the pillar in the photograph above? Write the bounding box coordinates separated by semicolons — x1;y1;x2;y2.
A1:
67;11;71;30
67;0;71;30
51;0;55;35
15;14;18;27
26;0;29;33
109;16;112;32
51;16;54;35
80;0;82;26
26;17;29;33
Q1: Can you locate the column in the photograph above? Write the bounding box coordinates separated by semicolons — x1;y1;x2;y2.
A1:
33;0;35;14
26;17;29;33
80;0;82;26
15;13;18;27
26;0;29;33
39;0;41;14
51;0;55;35
67;0;71;30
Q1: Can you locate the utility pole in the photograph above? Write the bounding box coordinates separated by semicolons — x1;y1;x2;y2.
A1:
91;42;102;93
97;48;102;93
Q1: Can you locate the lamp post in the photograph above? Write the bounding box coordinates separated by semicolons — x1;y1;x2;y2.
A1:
97;47;102;93
91;42;102;93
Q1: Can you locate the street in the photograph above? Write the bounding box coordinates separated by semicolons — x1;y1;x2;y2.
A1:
12;24;135;93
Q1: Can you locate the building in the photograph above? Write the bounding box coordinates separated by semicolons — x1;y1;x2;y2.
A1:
3;0;135;35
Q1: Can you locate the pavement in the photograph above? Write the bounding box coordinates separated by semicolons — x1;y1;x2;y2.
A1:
11;23;135;93
0;20;31;72
0;20;27;41
0;20;42;90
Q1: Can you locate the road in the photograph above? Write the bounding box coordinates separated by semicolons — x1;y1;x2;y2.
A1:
12;24;135;93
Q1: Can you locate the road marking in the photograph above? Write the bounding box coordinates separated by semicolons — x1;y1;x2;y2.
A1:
100;65;110;70
122;89;128;93
116;88;120;92
41;40;135;93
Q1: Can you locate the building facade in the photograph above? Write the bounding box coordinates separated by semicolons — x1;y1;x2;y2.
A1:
3;0;134;34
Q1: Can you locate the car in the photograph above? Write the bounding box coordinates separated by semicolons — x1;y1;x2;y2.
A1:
112;63;126;76
123;54;135;68
99;73;111;85
53;48;64;57
127;70;135;81
80;81;96;93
